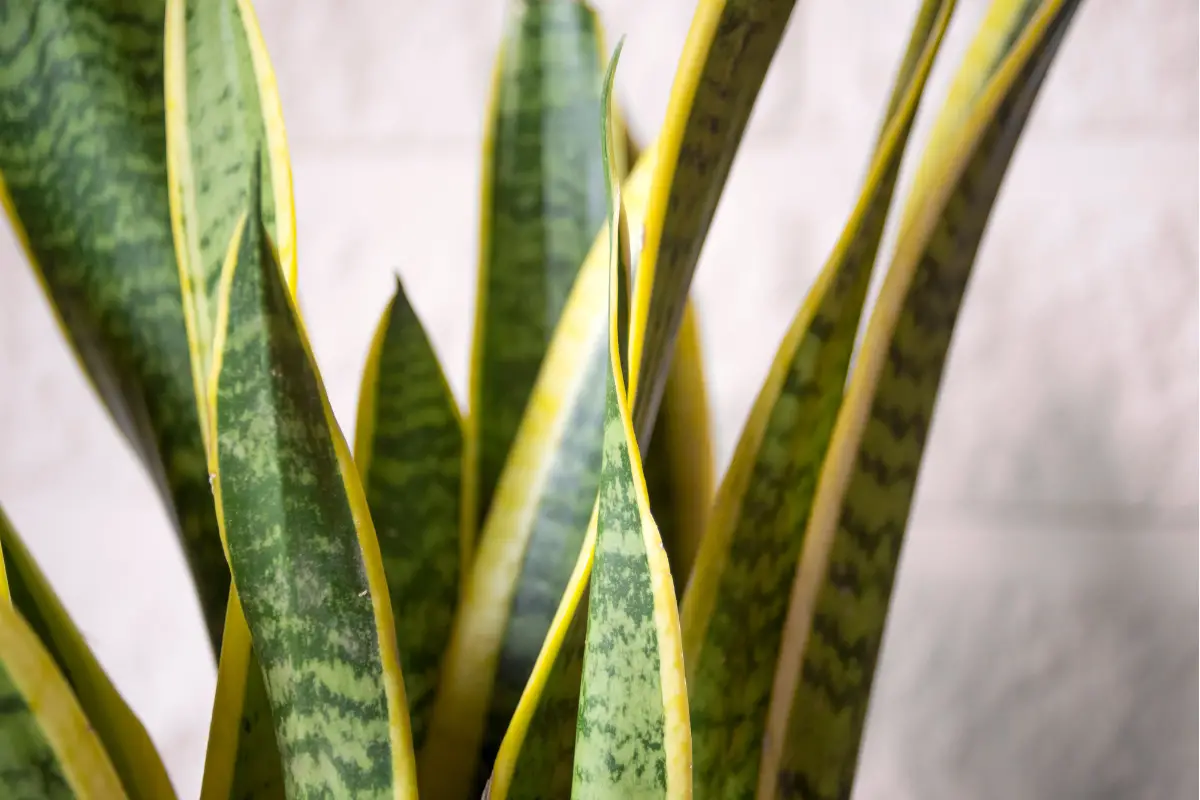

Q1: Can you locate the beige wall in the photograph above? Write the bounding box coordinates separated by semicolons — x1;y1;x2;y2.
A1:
0;0;1194;796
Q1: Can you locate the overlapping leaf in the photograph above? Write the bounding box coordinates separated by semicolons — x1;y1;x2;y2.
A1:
763;2;1085;797
209;173;416;797
0;0;226;651
679;2;955;795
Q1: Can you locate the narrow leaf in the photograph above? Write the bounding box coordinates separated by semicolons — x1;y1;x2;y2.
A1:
628;0;801;439
165;0;296;435
679;3;955;796
420;145;660;800
469;0;620;537
0;507;175;800
764;3;1085;797
0;0;226;652
354;277;465;751
0;601;125;799
209;174;417;797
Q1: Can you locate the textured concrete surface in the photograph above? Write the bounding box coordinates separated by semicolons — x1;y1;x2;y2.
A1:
0;1;1195;797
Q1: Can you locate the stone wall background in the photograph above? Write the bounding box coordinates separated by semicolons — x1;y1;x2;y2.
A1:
0;1;1194;797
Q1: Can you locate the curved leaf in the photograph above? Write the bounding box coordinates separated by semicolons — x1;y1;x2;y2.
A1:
678;3;955;796
628;0;801;439
0;0;226;652
354;277;465;751
0;507;175;800
0;601;125;799
763;2;1085;796
209;174;417;797
165;0;297;430
469;0;620;538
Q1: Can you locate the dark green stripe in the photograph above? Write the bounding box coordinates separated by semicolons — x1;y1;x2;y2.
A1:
0;660;72;800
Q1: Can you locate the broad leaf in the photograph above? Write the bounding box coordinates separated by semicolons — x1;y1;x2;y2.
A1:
679;2;955;795
763;2;1085;796
209;173;417;797
0;507;174;800
354;277;465;751
0;0;226;652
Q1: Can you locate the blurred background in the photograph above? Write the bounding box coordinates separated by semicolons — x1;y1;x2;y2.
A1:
0;0;1195;797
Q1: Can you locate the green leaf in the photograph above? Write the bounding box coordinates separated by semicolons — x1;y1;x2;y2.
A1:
628;0;801;438
165;0;296;424
0;600;126;799
0;507;175;800
572;45;691;797
763;2;1085;796
678;2;955;796
469;0;619;538
353;277;465;751
0;0;226;653
210;172;417;797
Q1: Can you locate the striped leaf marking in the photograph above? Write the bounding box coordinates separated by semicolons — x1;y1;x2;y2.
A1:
573;44;691;796
765;3;1085;797
210;173;416;798
629;0;801;440
165;0;296;427
678;3;956;796
199;591;284;800
470;0;617;536
0;601;125;799
354;277;465;752
419;144;660;800
0;507;175;800
0;0;226;653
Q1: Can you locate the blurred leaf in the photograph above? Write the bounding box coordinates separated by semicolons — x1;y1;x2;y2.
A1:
0;507;175;800
354;277;465;751
209;172;417;797
0;0;226;652
764;2;1085;796
679;2;955;795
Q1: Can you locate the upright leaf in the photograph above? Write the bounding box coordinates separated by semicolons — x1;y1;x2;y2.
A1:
469;0;619;537
679;3;955;796
0;0;226;652
572;45;691;797
210;174;416;797
0;507;175;800
354;277;465;751
165;0;297;423
763;2;1085;797
629;0;801;439
0;601;125;799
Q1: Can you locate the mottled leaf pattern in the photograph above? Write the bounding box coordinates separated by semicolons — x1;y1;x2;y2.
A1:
679;2;955;796
0;0;226;652
0;507;174;800
0;602;125;799
767;3;1084;797
211;174;416;798
355;277;464;751
470;0;614;535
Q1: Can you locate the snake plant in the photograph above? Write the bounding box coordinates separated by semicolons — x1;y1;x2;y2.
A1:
0;0;1084;797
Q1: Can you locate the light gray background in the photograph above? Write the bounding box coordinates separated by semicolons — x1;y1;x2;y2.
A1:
0;0;1195;797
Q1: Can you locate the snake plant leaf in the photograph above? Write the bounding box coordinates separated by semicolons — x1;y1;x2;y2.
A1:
679;2;955;796
420;144;660;800
165;0;296;412
763;2;1084;797
628;0;801;441
469;0;621;537
0;507;175;800
0;0;227;653
642;302;715;593
199;591;284;800
353;277;465;751
573;46;691;796
0;600;126;799
209;172;417;797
